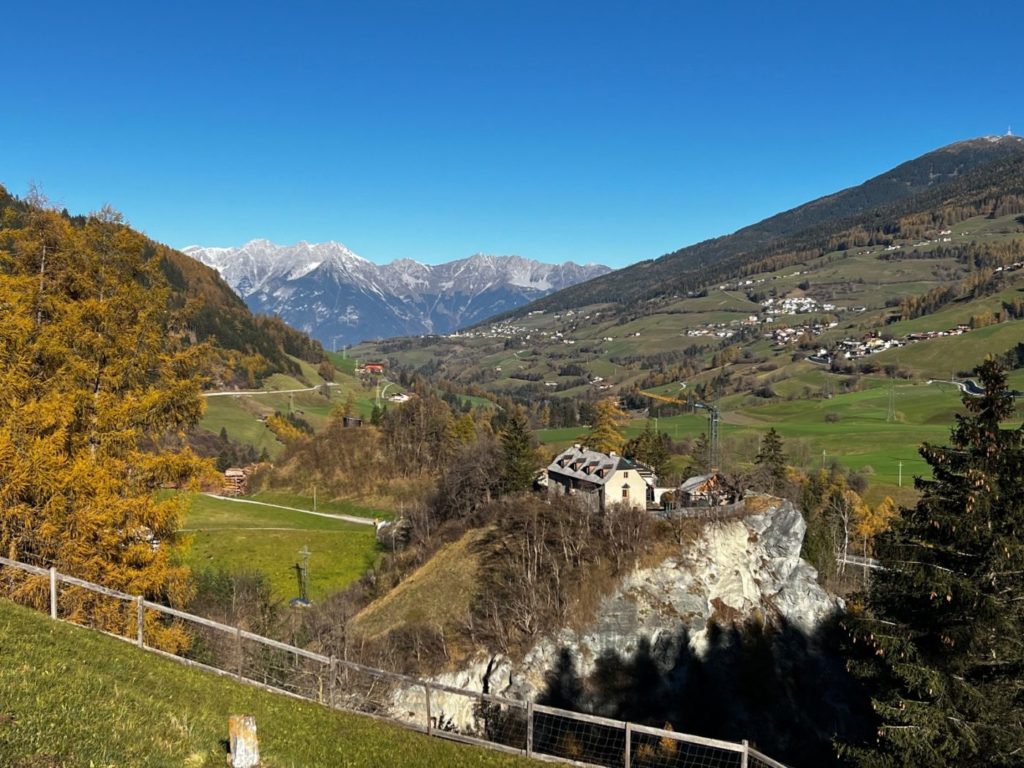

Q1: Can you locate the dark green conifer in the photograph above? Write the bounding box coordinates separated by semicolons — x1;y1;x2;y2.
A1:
500;406;537;494
754;427;787;493
623;421;671;476
691;432;711;475
845;359;1024;766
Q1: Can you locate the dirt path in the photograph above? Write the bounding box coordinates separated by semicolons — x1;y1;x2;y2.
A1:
201;494;377;526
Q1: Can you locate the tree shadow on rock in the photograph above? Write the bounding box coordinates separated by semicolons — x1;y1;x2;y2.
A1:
537;616;873;768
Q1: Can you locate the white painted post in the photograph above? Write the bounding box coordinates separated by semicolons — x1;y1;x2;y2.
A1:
136;596;145;648
624;722;632;768
49;567;57;619
741;738;750;768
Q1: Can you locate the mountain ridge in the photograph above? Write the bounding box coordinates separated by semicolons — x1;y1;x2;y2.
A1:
481;135;1024;320
184;240;612;346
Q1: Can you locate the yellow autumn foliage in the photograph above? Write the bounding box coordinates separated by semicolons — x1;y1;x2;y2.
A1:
0;199;211;651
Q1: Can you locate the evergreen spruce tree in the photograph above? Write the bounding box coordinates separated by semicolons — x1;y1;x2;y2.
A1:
691;432;711;475
754;427;787;493
623;420;671;475
500;406;537;494
845;359;1024;766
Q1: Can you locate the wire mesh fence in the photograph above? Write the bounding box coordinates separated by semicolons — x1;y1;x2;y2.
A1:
628;725;744;768
534;704;627;767
0;555;790;768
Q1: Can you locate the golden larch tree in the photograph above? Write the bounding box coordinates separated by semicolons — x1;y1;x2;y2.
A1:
0;199;210;651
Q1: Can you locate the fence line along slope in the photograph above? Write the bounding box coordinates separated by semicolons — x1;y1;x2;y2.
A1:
0;556;790;768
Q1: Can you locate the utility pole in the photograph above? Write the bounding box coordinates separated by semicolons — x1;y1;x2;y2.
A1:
887;381;896;423
898;460;903;488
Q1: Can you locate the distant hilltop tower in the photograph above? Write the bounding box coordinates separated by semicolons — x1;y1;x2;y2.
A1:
1009;125;1014;137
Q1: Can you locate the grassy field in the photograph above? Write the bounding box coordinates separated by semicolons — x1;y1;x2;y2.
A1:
179;493;380;602
200;395;284;458
0;600;539;768
246;489;390;520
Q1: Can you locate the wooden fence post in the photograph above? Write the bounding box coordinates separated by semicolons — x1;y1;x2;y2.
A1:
228;714;260;768
424;682;433;736
136;596;145;648
526;700;534;757
49;567;57;619
624;722;632;768
236;627;244;679
327;656;337;708
741;738;749;768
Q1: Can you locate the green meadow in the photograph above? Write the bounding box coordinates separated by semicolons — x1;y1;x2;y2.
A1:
178;493;380;602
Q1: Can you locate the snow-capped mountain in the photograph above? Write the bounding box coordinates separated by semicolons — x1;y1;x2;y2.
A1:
182;240;612;346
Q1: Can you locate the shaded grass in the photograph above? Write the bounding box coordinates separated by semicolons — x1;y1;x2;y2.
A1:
0;600;539;768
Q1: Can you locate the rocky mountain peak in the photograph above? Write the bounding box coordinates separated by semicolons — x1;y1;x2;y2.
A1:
183;240;611;345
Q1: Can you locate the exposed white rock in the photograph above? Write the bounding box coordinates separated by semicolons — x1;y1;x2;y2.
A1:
391;496;840;730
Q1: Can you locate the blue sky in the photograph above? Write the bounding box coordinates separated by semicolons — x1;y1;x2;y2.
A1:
2;1;1022;267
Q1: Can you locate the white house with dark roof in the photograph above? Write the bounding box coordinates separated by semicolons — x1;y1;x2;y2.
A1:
545;445;656;512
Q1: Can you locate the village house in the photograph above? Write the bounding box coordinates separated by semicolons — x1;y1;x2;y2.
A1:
674;472;738;507
545;445;656;512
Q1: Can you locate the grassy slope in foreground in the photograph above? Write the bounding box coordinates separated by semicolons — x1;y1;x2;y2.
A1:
0;600;538;768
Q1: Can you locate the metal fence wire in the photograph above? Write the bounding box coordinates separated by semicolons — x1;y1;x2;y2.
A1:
0;556;790;768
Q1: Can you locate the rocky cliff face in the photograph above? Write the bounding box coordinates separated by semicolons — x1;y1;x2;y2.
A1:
392;496;840;728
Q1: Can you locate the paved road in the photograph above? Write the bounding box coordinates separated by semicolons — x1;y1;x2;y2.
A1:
202;493;377;526
202;383;339;398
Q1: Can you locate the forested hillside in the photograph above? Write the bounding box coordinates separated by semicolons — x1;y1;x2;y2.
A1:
0;189;333;645
0;185;327;388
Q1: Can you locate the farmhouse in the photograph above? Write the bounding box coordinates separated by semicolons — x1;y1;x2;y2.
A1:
545;445;656;512
675;472;737;507
358;362;386;375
